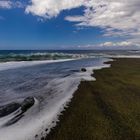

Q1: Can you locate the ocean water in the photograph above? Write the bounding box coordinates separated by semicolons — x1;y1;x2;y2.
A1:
0;50;139;140
0;50;140;62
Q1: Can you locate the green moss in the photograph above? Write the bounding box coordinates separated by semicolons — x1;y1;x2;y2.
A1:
45;58;140;140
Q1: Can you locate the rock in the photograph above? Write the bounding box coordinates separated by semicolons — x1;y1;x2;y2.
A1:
0;102;20;117
81;68;87;72
21;97;35;112
41;137;45;140
1;97;35;126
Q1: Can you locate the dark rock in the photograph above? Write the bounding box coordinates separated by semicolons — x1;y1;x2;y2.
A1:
0;102;20;117
2;97;35;126
81;68;87;72
21;97;35;112
41;137;45;140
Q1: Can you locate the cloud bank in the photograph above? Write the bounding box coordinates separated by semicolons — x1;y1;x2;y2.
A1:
0;0;24;9
0;0;12;9
25;0;85;18
76;41;139;50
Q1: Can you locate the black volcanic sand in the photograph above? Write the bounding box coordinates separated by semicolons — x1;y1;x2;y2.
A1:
45;58;140;140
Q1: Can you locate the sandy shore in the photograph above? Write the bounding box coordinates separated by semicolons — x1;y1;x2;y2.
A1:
44;58;140;140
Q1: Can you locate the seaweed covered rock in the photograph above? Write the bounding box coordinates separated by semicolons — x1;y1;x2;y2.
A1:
0;102;20;117
21;97;35;112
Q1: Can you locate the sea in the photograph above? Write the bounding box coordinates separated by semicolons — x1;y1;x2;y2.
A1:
0;50;140;140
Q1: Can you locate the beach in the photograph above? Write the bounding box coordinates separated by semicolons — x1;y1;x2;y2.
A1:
45;58;140;140
0;50;140;140
1;0;140;139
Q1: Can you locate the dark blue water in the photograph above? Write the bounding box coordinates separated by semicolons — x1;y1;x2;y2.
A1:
0;49;139;55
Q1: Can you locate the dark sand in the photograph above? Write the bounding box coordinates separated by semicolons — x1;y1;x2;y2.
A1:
45;58;140;140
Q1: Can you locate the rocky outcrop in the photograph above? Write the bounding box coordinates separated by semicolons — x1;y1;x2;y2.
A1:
0;97;35;118
0;102;20;117
21;97;35;112
2;97;35;126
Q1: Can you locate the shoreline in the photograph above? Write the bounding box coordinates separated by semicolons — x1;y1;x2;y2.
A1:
0;57;111;140
0;59;75;71
36;58;112;140
44;58;140;140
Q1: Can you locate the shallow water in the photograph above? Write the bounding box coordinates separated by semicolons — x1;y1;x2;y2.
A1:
0;57;111;140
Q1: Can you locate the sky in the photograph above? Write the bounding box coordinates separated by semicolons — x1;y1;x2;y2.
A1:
0;0;140;50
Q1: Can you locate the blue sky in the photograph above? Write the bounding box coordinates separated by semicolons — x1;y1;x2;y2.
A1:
0;0;139;50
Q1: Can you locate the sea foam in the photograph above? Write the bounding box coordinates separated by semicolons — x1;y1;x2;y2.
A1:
0;58;112;140
0;59;74;71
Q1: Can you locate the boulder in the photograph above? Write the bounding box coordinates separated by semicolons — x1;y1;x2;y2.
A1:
21;97;35;112
81;68;87;72
1;97;35;126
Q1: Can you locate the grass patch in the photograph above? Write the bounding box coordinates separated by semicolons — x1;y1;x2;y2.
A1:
45;58;140;140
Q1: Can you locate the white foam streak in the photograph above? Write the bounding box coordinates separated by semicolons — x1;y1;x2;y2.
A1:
0;59;74;71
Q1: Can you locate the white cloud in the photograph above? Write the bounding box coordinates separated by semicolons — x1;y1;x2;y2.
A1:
99;41;134;47
65;0;140;46
24;0;140;48
26;0;140;36
25;0;85;18
0;0;24;9
65;0;140;33
76;41;140;50
0;0;12;9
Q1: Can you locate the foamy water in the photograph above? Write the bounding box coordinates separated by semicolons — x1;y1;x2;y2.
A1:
0;59;75;72
0;58;111;140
